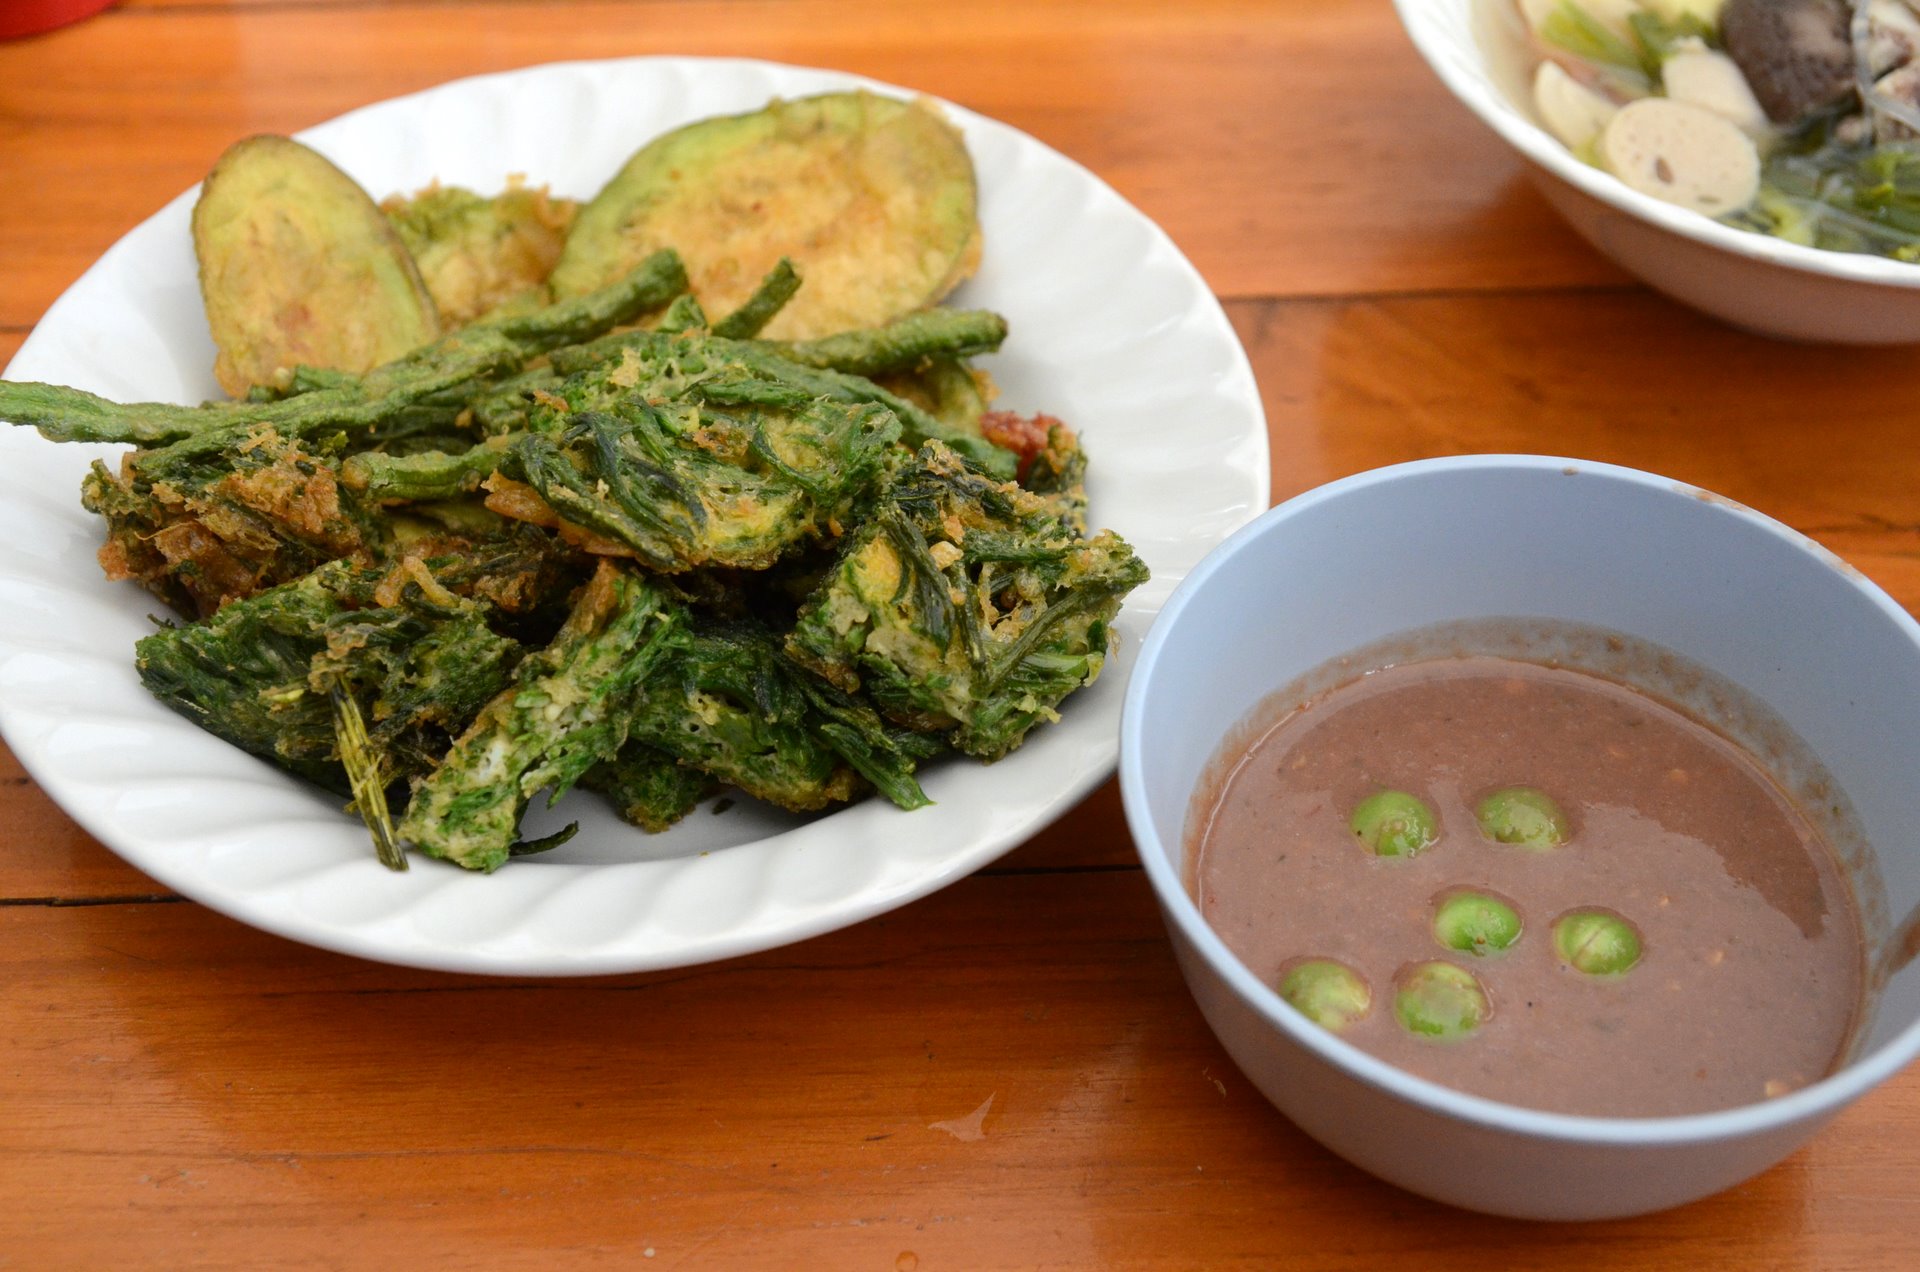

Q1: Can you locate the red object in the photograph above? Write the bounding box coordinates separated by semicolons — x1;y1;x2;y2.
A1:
0;0;118;41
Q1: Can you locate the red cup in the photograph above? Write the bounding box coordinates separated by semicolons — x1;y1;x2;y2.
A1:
0;0;119;40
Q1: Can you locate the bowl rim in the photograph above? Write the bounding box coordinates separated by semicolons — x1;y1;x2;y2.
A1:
1119;453;1920;1146
1392;0;1920;292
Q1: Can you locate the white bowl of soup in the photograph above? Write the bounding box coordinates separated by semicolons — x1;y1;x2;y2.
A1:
1118;455;1920;1220
1396;0;1920;342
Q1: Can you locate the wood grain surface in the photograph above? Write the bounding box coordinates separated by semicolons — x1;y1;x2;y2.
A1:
2;0;1918;1267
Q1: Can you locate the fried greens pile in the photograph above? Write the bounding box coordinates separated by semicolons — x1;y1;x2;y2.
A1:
0;92;1148;872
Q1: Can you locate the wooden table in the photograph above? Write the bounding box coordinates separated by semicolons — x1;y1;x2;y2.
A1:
3;0;1917;1265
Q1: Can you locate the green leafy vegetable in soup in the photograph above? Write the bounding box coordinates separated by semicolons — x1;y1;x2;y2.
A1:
1504;0;1920;261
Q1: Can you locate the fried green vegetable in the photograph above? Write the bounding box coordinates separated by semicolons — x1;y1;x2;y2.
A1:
787;440;1147;760
471;246;689;357
135;561;364;790
17;255;689;617
764;309;1008;378
84;429;384;618
623;615;931;814
342;435;516;503
329;683;405;869
497;330;913;572
551;92;980;339
875;356;993;441
545;318;1013;478
0;337;499;452
398;563;680;872
0;249;689;457
656;292;711;335
793;664;948;808
1015;420;1090;533
584;743;720;833
135;557;523;813
78;411;577;620
193;135;442;397
756;353;1013;478
383;182;577;326
379;517;584;620
734;338;1014;479
1;99;1152;874
507;398;901;574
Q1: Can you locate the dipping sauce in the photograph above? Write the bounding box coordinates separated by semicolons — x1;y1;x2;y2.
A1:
1190;656;1865;1117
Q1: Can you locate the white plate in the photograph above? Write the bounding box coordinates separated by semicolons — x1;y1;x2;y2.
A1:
0;57;1268;974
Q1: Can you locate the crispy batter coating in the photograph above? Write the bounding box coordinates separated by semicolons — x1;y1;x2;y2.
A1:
85;431;379;617
383;179;578;326
551;92;980;339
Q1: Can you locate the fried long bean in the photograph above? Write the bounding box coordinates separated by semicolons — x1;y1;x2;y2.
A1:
470;247;688;356
342;435;517;502
763;308;1008;376
712;258;802;339
0;250;687;450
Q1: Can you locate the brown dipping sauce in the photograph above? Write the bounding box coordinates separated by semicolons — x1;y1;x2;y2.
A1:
1189;656;1865;1117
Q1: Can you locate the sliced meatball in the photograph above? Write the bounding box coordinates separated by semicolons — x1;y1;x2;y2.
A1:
1600;98;1762;215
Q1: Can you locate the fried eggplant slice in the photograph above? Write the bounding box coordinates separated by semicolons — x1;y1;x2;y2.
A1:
398;562;681;872
550;92;980;339
787;440;1147;761
194;135;441;397
383;181;578;327
135;559;522;800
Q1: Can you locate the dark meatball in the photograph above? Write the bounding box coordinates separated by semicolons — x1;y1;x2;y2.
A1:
1721;0;1856;125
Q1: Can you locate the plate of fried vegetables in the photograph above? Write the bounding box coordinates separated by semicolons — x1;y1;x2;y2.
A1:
0;57;1267;973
